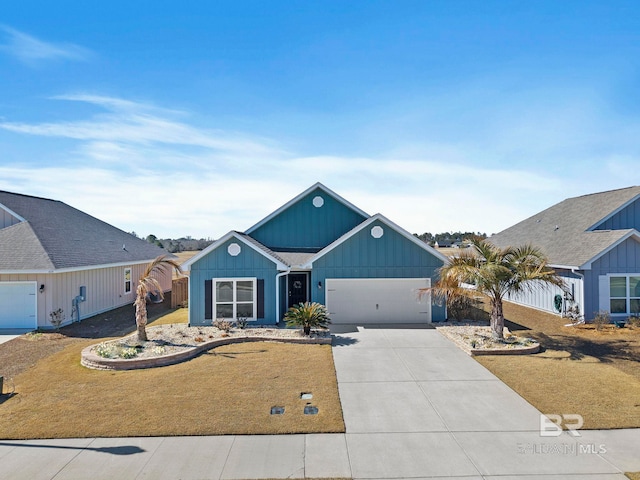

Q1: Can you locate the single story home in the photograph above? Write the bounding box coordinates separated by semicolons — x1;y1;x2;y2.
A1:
489;186;640;321
0;191;171;330
183;183;448;326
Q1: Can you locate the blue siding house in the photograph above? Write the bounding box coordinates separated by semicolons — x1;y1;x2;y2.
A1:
184;183;448;326
490;186;640;321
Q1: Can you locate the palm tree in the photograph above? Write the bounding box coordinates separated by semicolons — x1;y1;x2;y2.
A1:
134;255;183;342
430;238;563;339
284;302;331;335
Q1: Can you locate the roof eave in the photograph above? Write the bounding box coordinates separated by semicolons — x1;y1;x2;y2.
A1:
302;213;449;269
585;193;640;231
578;229;640;270
0;258;160;275
0;202;26;223
181;231;288;271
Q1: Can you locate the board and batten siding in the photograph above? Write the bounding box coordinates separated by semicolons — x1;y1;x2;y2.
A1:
0;262;172;329
247;187;367;251
593;197;640;231
310;220;447;321
188;238;279;326
587;236;640;319
0;209;21;229
505;270;584;317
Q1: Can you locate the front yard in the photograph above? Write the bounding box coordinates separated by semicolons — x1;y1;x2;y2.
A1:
0;305;344;439
474;300;640;429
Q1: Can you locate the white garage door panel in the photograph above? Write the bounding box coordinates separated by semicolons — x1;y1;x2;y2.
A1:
326;278;431;324
0;282;37;329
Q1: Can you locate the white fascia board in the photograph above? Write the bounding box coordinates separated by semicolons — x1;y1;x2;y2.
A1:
585;193;640;231
180;233;232;270
244;182;369;235
0;259;156;275
549;264;582;271
181;231;288;271
302;213;449;268
376;214;451;264
579;229;640;270
0;203;26;223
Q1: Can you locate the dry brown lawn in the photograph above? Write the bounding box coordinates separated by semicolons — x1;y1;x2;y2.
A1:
474;300;640;429
0;306;344;439
627;474;640;480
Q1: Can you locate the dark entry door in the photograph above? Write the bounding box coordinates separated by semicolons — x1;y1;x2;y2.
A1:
288;273;308;308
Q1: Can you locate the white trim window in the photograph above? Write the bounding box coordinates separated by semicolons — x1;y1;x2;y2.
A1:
213;278;256;320
124;267;132;294
609;275;640;316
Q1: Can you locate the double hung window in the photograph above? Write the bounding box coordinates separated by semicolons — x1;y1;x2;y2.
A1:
609;275;640;315
214;278;256;320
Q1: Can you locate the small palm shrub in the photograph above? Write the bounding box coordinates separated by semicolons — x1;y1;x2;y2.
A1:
284;302;331;335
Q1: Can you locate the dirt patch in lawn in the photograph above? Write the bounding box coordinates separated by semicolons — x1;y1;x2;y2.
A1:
473;300;640;429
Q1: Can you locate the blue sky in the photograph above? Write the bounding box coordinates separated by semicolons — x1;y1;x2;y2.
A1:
1;1;639;239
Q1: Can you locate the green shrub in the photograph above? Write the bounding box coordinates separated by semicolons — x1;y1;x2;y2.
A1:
284;302;331;335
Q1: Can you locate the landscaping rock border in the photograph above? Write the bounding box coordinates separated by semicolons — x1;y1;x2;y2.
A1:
436;323;541;356
81;334;332;371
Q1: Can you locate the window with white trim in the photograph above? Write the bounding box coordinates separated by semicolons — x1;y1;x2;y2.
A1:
213;278;256;320
124;268;132;294
609;275;640;315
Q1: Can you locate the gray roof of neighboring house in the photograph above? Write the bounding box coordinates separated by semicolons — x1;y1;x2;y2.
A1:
0;191;168;271
489;186;640;268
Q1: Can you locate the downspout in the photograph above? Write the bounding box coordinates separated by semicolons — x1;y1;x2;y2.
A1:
571;268;585;318
275;270;290;323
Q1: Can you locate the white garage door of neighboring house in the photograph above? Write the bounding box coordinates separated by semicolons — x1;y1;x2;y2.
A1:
326;278;431;324
0;282;37;329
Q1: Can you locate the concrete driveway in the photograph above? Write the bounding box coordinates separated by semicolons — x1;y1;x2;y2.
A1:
331;325;639;479
0;326;638;479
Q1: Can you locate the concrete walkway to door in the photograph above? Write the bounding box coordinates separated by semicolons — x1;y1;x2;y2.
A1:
0;326;638;479
331;325;640;479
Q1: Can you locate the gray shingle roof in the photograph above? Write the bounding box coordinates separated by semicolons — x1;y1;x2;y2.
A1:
273;251;316;267
233;232;290;266
489;186;640;268
0;191;168;271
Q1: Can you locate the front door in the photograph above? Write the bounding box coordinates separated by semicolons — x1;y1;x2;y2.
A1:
288;273;308;308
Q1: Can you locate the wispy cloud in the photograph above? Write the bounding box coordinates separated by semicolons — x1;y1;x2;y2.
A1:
0;25;91;66
0;93;604;239
0;94;286;166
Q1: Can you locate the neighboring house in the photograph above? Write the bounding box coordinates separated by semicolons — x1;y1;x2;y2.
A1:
490;186;640;321
183;183;448;326
0;191;171;330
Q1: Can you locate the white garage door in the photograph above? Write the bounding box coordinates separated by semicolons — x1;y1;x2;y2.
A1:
326;278;431;324
0;282;37;329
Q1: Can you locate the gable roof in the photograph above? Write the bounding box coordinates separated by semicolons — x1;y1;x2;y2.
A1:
182;231;290;271
0;191;168;272
302;213;450;268
244;182;369;235
489;186;640;269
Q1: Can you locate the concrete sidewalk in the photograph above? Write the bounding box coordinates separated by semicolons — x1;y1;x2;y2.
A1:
0;326;638;479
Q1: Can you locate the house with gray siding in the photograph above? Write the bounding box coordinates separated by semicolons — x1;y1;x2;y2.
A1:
489;186;640;321
183;183;448;326
0;191;171;330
